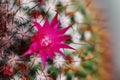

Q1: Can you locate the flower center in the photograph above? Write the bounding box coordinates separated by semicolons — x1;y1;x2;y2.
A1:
40;36;51;47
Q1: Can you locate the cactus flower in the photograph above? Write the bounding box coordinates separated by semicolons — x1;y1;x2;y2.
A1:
22;13;74;68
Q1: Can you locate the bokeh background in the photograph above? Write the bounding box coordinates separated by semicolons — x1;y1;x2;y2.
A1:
98;0;120;79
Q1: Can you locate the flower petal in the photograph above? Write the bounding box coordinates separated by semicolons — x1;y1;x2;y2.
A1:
54;43;75;50
56;25;71;35
53;35;71;42
55;50;65;57
31;32;39;42
46;51;55;60
50;12;58;29
39;50;47;68
43;18;49;28
21;42;39;56
33;21;42;31
53;21;60;30
21;49;33;56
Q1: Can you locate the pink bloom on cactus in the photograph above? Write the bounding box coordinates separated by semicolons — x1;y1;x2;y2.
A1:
22;12;74;68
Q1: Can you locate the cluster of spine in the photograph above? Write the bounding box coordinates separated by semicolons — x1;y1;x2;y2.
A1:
0;0;112;80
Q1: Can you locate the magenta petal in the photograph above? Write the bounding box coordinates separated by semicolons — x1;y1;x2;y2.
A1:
31;32;39;42
53;22;60;29
55;43;75;50
43;18;49;28
53;35;71;42
56;25;71;35
21;42;38;56
30;42;39;51
32;21;42;31
50;46;65;57
39;50;47;68
55;50;65;57
21;49;33;56
50;12;58;28
45;22;60;36
46;51;54;60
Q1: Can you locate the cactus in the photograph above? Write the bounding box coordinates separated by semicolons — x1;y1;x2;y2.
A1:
0;0;112;80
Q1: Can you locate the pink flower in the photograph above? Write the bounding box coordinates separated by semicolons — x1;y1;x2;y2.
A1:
22;13;74;68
